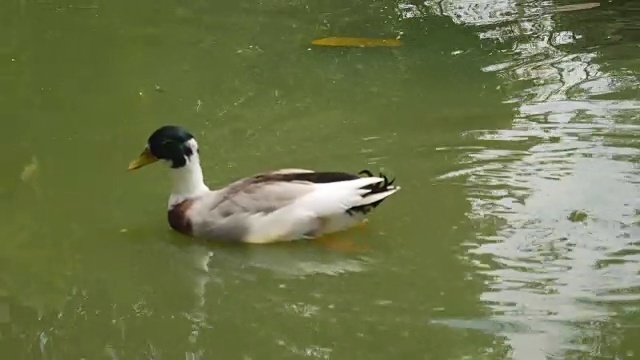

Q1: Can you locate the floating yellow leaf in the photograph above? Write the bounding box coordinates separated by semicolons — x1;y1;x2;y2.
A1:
312;37;402;48
554;2;600;13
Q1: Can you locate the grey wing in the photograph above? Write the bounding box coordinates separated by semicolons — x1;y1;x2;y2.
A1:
190;176;314;241
215;178;314;215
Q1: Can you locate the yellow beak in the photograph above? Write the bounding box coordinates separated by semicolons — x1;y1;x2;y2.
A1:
128;147;158;170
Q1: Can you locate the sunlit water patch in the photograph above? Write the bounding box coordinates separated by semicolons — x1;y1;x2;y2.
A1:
433;0;640;357
447;99;640;359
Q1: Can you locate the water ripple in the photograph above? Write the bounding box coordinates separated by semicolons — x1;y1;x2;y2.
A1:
435;0;640;357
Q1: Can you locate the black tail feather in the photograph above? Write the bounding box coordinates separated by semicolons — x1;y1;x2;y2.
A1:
347;169;398;215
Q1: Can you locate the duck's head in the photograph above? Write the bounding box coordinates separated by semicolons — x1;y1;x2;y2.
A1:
128;125;200;170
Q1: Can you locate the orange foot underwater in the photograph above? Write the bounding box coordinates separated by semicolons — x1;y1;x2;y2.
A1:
314;220;371;252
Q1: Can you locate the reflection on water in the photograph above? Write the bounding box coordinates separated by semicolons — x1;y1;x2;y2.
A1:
435;0;640;357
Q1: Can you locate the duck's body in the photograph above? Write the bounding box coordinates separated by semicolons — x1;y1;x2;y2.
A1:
129;126;400;244
168;168;398;243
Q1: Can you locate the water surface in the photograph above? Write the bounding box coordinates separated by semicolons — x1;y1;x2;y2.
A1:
1;0;638;359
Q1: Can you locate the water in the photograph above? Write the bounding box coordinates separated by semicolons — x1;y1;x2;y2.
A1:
1;0;638;358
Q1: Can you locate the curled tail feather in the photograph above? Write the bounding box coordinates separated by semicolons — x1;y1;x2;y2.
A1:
347;170;400;215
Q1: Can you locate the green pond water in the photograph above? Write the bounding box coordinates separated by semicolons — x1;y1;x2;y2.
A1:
1;0;639;359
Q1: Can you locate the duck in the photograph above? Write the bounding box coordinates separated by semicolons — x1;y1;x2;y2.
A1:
127;125;400;244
